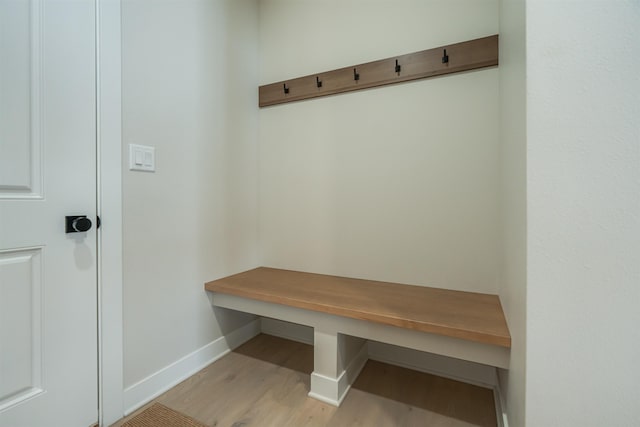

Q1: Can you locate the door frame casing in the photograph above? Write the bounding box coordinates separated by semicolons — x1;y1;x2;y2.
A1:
97;0;123;425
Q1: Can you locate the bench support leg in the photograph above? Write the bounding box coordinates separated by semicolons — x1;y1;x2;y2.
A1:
308;328;368;406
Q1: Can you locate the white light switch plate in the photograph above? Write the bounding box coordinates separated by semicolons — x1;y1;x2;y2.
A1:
129;144;155;172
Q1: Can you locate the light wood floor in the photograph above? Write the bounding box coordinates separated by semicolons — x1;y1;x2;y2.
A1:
111;334;497;427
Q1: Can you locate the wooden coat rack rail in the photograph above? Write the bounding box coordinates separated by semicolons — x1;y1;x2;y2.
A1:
259;34;498;108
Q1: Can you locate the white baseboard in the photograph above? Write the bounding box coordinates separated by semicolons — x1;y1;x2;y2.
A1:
309;341;368;407
260;317;313;345
308;372;341;406
368;340;498;388
336;341;368;404
493;378;509;427
123;319;260;415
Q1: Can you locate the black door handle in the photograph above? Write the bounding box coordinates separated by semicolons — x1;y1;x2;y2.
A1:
66;216;92;233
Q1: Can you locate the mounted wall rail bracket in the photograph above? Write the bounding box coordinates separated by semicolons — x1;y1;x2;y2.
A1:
259;34;498;108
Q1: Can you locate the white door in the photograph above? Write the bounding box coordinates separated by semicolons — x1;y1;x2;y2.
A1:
0;0;98;426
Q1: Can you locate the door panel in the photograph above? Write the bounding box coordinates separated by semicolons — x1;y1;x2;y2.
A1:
0;0;42;197
0;0;98;426
0;248;43;409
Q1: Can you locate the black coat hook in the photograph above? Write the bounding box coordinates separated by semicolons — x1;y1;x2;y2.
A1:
316;76;322;88
395;59;401;73
283;83;289;94
442;49;449;64
353;68;360;81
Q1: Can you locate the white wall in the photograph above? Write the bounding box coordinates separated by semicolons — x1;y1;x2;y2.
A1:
258;0;501;293
121;0;259;388
526;1;640;425
498;0;527;425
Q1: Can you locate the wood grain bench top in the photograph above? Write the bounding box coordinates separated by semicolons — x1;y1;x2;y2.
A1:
205;267;511;348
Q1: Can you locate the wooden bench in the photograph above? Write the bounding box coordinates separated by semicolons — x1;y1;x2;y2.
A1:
205;267;510;406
